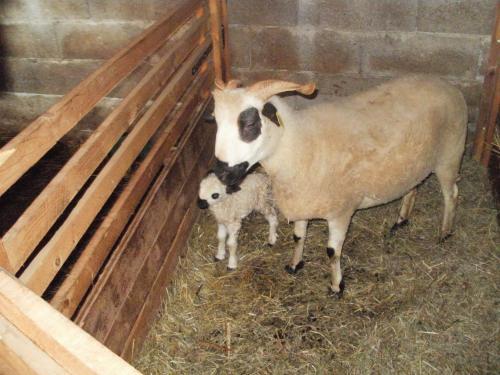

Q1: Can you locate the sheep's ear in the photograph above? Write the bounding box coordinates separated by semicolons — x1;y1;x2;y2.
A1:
249;80;316;101
226;184;241;194
262;103;280;127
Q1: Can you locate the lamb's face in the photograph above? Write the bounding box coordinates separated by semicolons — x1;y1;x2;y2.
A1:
212;89;279;187
197;173;227;209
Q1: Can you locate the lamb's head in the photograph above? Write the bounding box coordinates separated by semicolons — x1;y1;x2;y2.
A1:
197;173;228;210
212;79;315;187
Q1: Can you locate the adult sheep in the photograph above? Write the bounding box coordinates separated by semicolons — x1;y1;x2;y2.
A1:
211;75;467;296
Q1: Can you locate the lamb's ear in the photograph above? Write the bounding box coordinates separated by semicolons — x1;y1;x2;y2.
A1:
249;80;316;101
226;184;241;194
262;102;280;127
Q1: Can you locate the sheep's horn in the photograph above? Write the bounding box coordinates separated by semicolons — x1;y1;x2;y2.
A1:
249;80;316;100
214;79;243;90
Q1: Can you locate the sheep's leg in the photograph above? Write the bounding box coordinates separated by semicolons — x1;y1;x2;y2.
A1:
285;220;307;274
436;170;459;242
215;223;227;261
390;188;417;235
327;216;351;297
226;222;241;270
264;207;278;246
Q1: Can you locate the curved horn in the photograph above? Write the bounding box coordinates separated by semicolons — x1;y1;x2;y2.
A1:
226;79;243;89
214;78;225;90
248;80;316;100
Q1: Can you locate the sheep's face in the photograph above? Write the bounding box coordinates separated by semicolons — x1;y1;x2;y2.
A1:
197;173;227;209
212;79;315;187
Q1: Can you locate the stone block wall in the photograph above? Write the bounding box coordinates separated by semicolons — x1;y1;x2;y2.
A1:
0;0;170;128
227;0;497;122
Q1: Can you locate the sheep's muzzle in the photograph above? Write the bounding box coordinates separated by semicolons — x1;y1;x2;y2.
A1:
197;198;209;209
213;158;249;187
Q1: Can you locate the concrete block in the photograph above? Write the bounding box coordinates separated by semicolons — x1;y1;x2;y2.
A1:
56;21;149;59
362;33;481;79
228;25;252;69
0;57;103;95
251;27;360;74
88;0;169;21
417;0;497;35
228;0;298;26
0;92;59;129
312;73;388;95
0;0;90;20
299;0;418;31
232;67;314;86
0;23;60;58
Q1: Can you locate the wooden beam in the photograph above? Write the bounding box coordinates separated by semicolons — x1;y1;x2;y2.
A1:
51;67;212;318
208;0;225;81
220;0;231;79
0;269;140;374
3;17;209;274
0;240;12;274
0;0;202;198
20;40;212;295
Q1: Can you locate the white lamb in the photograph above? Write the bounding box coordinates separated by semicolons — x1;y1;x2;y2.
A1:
197;172;278;270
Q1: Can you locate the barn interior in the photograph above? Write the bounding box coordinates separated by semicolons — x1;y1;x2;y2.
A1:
0;1;498;374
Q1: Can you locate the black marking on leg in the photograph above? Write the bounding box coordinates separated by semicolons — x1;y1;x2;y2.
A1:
268;243;274;248
284;260;305;274
293;234;301;243
389;219;409;235
326;247;335;258
438;233;453;243
213;256;222;262
227;266;236;272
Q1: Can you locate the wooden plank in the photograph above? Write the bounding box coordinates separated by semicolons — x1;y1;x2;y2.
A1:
104;105;215;353
19;40;212;295
208;0;225;81
0;0;202;198
122;205;199;361
51;68;212;318
0;269;140;375
473;2;499;164
220;0;231;80
0;315;68;375
76;92;211;342
3;17;209;274
0;240;12;274
480;73;500;165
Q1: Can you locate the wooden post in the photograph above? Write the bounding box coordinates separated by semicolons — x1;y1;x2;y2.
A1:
209;0;225;82
0;240;12;274
220;0;231;80
473;3;499;166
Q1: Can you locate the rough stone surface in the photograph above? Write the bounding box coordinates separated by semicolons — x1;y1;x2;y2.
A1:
362;33;482;79
228;26;252;69
56;21;149;59
88;0;171;21
228;0;298;26
306;0;418;31
417;0;497;35
0;0;90;20
0;23;60;58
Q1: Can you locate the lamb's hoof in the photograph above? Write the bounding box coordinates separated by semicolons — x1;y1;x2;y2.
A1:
328;279;345;299
293;234;301;243
389;219;409;236
284;260;305;275
438;233;453;243
227;266;237;272
213;256;224;262
267;243;274;248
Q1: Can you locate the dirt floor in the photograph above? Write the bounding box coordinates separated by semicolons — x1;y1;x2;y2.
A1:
135;152;499;374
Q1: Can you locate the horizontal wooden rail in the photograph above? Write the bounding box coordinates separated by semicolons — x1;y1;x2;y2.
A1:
3;16;209;274
0;269;140;375
20;39;212;295
51;63;212;318
0;0;202;198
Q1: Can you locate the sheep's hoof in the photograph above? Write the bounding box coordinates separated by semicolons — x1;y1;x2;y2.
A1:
328;279;345;299
293;234;301;243
284;260;305;275
213;256;224;262
438;233;453;243
389;219;409;236
227;266;237;272
267;243;274;248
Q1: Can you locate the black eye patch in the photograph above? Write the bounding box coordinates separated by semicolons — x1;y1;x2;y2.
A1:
262;102;280;127
238;107;261;143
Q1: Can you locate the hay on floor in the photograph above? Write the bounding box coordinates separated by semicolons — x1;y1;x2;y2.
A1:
135;153;499;374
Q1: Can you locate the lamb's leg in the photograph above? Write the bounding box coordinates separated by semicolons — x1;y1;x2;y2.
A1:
436;169;459;242
285;220;307;274
226;222;241;270
327;215;351;297
264;206;278;246
390;188;417;235
215;223;227;261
